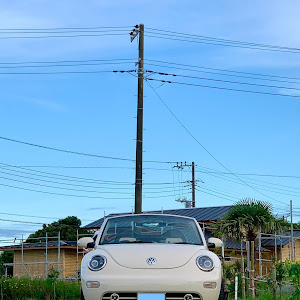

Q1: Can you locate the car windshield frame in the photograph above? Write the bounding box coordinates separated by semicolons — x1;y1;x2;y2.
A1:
99;215;203;245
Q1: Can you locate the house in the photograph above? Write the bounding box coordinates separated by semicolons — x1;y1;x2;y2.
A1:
0;241;83;279
262;229;300;261
82;205;233;229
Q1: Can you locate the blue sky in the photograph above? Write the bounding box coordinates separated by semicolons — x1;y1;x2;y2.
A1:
1;0;300;244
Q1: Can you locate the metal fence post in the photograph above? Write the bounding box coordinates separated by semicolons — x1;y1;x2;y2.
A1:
21;234;24;277
76;229;79;280
58;232;60;276
258;227;262;278
45;232;48;278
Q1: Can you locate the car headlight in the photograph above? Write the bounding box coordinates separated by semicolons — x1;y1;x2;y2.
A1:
88;255;107;271
196;255;214;271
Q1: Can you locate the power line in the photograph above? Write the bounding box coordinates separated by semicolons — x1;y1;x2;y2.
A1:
146;77;300;98
0;163;185;188
147;70;300;92
145;30;300;54
0;33;129;40
0;169;186;195
146;80;287;206
0;26;134;31
196;167;300;179
197;167;300;196
145;59;300;83
0;136;175;164
0;29;131;34
0;62;136;69
0;212;95;222
0;69;135;75
0;58;135;65
147;28;300;52
198;168;295;202
145;62;300;86
0;218;45;225
0;182;182;199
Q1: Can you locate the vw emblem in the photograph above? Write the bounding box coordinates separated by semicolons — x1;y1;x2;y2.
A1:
110;294;120;300
146;257;157;265
184;295;193;300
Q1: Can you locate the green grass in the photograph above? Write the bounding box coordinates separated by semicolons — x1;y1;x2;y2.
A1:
0;277;81;300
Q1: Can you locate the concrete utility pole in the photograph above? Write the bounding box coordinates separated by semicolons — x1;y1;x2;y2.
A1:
131;24;144;214
192;162;195;207
173;161;197;207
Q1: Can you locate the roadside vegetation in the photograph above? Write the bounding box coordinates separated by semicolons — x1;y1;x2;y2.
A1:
0;268;80;300
225;259;300;299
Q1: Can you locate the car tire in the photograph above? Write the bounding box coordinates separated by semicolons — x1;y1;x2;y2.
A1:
218;279;227;300
81;289;85;300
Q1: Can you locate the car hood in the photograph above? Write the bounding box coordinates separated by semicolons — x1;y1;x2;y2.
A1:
98;244;205;269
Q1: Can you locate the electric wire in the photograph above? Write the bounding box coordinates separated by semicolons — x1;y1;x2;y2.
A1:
0;58;136;65
146;28;300;52
0;182;185;199
0;26;134;30
146;80;287;206
145;59;300;82
0;33;129;40
147;70;300;92
0;212;95;222
146;77;300;98
0;168;186;194
198;168;300;199
145;32;300;54
0;163;185;189
145;62;300;86
0;136;176;164
196;165;300;191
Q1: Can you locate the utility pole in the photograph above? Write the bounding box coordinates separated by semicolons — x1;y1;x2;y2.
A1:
290;200;294;260
130;24;144;214
192;162;195;207
173;161;197;207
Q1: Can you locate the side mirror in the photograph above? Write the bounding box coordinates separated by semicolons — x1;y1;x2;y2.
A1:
207;237;222;249
78;237;94;248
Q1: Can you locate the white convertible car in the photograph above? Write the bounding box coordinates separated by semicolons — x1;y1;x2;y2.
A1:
79;214;224;300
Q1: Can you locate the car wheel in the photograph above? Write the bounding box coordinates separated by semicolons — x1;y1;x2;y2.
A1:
81;289;85;300
218;279;227;300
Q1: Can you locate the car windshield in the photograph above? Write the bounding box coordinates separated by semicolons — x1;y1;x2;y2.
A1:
99;215;203;245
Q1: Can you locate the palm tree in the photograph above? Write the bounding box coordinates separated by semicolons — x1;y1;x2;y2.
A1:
214;199;286;298
215;198;284;242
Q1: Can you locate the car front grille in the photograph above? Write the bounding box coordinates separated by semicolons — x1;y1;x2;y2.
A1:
165;293;202;300
102;293;138;300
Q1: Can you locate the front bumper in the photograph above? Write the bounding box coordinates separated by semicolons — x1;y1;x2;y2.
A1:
81;266;221;300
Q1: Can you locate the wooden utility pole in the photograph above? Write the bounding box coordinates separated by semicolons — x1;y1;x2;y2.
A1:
134;24;144;214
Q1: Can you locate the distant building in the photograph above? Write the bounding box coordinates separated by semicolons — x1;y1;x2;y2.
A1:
0;241;82;279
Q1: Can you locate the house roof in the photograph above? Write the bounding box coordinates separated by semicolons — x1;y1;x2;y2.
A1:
0;241;77;251
204;230;270;252
83;205;232;229
261;230;300;247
